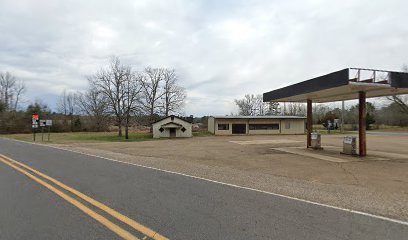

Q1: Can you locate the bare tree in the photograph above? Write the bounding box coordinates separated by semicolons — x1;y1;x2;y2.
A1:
76;85;110;132
235;94;254;116
235;94;268;116
390;95;408;114
57;89;76;116
283;102;306;116
388;65;408;114
12;80;25;111
57;89;68;116
0;72;15;111
161;69;186;116
122;72;142;139
140;67;165;123
266;102;280;115
0;72;26;112
57;89;77;131
89;57;138;138
254;94;267;115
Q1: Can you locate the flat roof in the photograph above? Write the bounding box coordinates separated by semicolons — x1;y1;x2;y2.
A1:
263;68;408;103
211;115;306;119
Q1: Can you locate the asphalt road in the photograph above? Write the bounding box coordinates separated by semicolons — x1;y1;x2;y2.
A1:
0;138;407;239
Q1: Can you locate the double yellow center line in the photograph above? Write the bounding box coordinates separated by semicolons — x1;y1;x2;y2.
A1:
0;154;168;240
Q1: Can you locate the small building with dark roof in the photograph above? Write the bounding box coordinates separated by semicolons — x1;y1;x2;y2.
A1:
208;116;306;135
152;115;192;138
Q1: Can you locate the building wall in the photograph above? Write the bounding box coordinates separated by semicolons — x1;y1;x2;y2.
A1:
152;117;192;138
208;117;215;134
214;119;248;135
248;119;280;135
280;119;305;134
209;118;305;135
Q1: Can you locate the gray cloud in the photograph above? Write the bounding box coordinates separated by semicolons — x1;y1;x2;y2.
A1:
0;0;407;115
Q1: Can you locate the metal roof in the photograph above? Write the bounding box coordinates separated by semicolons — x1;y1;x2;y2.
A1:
211;115;306;119
263;68;408;103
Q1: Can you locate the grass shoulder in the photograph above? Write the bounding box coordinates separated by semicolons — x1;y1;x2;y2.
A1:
1;132;156;144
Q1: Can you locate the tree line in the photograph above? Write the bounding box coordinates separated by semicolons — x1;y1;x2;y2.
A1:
0;57;187;137
234;94;305;116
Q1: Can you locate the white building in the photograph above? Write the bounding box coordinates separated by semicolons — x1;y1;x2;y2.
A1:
152;115;193;138
208;116;306;135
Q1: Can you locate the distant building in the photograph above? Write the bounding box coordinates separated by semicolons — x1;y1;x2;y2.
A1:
208;116;306;135
152;115;193;138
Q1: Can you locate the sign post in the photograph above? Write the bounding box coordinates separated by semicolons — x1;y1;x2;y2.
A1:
40;120;46;141
46;120;53;141
31;115;52;142
32;114;39;141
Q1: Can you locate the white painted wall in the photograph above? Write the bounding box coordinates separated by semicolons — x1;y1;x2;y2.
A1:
208;118;305;135
152;117;192;138
280;119;305;134
248;119;280;135
208;117;215;134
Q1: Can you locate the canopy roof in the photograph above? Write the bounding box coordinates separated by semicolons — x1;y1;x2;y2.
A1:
263;68;408;103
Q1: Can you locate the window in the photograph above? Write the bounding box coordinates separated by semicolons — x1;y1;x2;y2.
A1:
285;121;290;129
159;127;164;132
181;127;186;132
218;124;229;130
249;124;279;130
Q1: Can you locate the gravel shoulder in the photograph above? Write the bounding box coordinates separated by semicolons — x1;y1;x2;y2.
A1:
51;134;408;221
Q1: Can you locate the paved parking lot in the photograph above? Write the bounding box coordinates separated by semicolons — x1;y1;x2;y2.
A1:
55;133;408;221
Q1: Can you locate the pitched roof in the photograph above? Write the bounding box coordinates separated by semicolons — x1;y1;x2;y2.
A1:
152;115;192;124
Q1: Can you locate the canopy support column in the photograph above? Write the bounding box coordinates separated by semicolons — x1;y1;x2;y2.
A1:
307;99;312;148
359;91;367;157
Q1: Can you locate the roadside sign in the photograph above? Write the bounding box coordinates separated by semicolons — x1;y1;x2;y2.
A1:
46;120;53;126
39;120;47;127
31;116;52;141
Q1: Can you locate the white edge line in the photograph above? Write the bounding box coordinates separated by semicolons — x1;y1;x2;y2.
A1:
2;137;408;226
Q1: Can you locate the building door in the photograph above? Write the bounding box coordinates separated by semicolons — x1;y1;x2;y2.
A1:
232;124;246;134
169;128;176;138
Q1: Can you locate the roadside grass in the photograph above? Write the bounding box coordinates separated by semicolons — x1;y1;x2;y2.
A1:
2;131;214;144
1;132;155;144
314;124;408;133
370;126;408;132
315;130;354;135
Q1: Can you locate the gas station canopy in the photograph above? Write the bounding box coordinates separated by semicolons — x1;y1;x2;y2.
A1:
263;68;408;103
262;68;408;157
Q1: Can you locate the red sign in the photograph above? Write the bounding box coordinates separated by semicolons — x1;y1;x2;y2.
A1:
32;114;39;120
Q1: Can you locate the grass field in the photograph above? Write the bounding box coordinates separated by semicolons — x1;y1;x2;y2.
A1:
1;131;212;144
1;132;154;144
314;130;353;135
370;126;408;132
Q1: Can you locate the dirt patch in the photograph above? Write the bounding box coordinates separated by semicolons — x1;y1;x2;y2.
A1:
53;134;408;221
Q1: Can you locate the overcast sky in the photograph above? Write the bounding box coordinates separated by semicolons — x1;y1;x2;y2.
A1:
1;0;407;116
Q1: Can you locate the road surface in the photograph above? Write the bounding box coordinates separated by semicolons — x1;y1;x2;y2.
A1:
0;138;407;239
